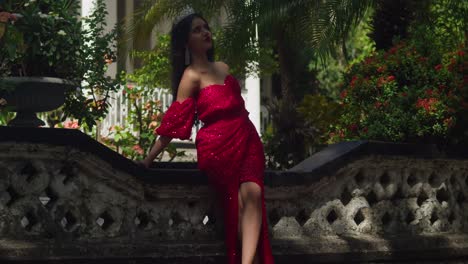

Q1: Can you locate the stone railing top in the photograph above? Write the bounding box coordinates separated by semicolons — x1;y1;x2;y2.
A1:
2;127;468;187
0;126;205;184
290;140;468;173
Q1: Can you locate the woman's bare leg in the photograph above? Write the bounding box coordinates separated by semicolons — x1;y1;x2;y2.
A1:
238;190;243;243
239;182;262;264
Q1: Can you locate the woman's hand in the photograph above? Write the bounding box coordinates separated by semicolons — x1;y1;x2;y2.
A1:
135;159;151;169
135;135;171;169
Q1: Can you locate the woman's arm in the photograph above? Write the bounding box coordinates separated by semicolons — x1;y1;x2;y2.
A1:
141;135;172;168
139;68;199;168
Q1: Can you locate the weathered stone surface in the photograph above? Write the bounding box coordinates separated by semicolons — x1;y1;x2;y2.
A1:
1;127;468;263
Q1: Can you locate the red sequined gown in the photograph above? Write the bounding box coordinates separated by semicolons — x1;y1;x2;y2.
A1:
155;74;274;264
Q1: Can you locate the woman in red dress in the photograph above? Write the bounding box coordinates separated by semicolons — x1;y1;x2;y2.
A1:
141;13;274;264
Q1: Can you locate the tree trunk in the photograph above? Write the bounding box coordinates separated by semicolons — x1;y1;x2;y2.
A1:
273;31;306;167
370;0;415;50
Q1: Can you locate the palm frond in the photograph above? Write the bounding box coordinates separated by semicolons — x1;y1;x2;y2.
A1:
303;0;374;63
123;0;232;45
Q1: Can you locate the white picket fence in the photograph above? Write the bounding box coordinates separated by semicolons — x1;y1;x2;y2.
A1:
100;85;271;141
100;85;197;142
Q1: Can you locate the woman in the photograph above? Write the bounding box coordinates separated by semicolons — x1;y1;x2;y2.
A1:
140;13;274;264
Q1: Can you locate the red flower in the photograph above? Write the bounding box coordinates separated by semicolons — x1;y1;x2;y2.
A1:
447;90;454;98
145;102;152;110
448;58;457;71
132;145;144;155
377;66;385;73
377;76;386;87
387;75;395;82
434;64;443;71
416;98;439;113
63;120;80;129
339;130;345;138
340;89;348;99
461;101;468;109
418;57;428;63
0;12;12;23
457;50;465;57
400;92;408;97
348;123;358;131
375;101;382;109
350;76;358;88
425;89;434;96
443;117;454;127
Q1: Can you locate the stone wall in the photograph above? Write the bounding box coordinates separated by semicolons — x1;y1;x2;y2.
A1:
1;127;468;263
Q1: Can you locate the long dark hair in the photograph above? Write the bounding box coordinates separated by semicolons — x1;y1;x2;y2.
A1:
170;13;215;99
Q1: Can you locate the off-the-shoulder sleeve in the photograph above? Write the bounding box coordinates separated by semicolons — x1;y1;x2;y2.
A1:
154;97;196;140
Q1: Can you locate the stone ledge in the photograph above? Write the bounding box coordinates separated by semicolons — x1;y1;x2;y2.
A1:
3;127;468;263
290;140;468;174
1;234;468;263
2;127;468;187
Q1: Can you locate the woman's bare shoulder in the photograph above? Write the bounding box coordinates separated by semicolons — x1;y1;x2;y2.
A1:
177;67;201;100
214;61;230;73
183;66;202;83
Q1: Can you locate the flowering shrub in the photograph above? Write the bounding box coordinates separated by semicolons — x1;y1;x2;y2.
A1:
54;119;80;129
96;34;187;161
100;84;186;161
329;41;467;145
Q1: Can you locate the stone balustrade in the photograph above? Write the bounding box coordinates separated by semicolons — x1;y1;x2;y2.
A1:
1;127;468;263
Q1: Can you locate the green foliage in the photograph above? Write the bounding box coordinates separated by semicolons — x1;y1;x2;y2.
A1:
99;85;186;161
0;0;124;130
213;29;279;77
130;0;373;78
313;8;376;99
0;0;83;79
262;98;307;170
0;107;14;124
62;0;124;130
263;94;341;170
297;94;342;149
330;41;467;145
97;35;185;161
409;0;467;58
126;34;171;89
261;8;374;170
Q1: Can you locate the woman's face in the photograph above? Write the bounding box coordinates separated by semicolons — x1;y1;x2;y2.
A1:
187;17;212;54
